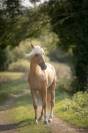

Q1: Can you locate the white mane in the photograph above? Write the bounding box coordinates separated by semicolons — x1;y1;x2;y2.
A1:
26;45;45;57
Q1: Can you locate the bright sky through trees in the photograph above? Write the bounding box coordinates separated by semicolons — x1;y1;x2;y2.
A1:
21;0;48;7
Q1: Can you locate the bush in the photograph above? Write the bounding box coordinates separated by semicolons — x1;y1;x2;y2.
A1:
64;92;88;112
56;91;88;127
8;59;30;72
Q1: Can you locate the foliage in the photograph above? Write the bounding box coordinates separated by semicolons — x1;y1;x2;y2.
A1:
0;0;23;48
0;0;88;91
55;91;88;127
8;59;30;72
0;72;23;82
30;0;40;3
52;61;73;92
0;0;59;72
0;1;50;49
47;0;88;91
0;48;7;70
30;0;41;6
0;33;58;71
0;28;58;71
4;0;21;18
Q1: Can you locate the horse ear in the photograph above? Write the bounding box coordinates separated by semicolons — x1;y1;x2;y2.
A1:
31;43;34;48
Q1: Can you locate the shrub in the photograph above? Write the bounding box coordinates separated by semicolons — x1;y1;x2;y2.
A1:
8;59;30;72
56;91;88;127
62;92;88;113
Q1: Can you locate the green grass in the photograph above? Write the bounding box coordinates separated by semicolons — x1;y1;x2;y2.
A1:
0;72;24;81
0;80;27;95
0;80;27;104
0;72;26;104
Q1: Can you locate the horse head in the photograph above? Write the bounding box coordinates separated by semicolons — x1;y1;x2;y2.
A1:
26;44;47;70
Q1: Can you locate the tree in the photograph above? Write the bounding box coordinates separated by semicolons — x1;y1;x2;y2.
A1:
0;0;49;70
47;0;88;91
4;0;21;18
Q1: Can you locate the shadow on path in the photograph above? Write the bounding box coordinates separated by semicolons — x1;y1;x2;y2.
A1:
0;119;32;131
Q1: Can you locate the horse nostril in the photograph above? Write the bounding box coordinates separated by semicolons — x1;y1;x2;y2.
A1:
44;64;47;69
41;63;47;70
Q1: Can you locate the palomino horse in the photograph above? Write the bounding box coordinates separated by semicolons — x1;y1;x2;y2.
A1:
26;44;56;124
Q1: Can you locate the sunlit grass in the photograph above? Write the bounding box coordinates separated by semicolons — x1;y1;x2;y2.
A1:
0;72;25;103
0;80;27;94
0;79;28;104
0;72;24;81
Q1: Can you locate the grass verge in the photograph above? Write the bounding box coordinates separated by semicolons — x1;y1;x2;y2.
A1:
55;88;88;128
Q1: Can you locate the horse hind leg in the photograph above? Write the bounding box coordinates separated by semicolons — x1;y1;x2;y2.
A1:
48;80;56;123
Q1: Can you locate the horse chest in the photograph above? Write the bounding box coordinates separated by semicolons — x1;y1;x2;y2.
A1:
29;72;47;90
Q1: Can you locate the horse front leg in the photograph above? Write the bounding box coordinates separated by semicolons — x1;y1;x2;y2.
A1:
38;105;43;121
31;90;38;124
38;92;44;121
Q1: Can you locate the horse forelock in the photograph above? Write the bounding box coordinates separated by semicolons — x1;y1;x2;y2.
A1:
32;46;44;55
26;45;45;58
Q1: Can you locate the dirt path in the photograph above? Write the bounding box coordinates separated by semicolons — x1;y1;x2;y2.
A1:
0;110;17;133
0;97;88;133
50;117;88;133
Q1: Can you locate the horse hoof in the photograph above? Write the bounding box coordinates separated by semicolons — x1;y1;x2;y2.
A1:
35;119;38;124
48;118;52;123
44;119;48;124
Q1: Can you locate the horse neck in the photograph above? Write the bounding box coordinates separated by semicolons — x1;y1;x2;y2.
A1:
30;60;41;75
